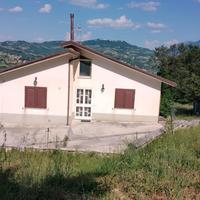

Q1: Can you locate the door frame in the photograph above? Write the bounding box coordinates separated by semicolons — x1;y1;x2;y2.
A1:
75;87;92;120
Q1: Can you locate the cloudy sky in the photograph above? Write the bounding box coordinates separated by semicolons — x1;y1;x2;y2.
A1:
0;0;200;49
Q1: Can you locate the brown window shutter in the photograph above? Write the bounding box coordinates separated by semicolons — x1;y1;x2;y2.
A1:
36;87;47;109
115;89;125;108
124;89;135;109
25;86;35;108
114;89;135;109
25;86;47;109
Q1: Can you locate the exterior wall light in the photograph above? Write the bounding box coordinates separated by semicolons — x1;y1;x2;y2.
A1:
33;77;38;86
101;84;105;92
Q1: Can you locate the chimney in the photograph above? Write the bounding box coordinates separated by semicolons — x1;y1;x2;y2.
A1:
70;13;74;41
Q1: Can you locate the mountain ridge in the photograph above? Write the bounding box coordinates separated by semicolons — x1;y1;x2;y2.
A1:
0;39;155;72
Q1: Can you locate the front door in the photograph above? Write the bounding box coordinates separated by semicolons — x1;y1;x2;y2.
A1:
75;89;92;120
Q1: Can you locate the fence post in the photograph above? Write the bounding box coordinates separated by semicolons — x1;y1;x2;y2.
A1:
3;130;7;148
1;126;7;161
136;132;138;140
20;135;26;151
55;135;58;149
46;128;50;148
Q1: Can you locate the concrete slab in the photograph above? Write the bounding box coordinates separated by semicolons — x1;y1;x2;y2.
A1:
0;121;163;153
70;121;162;138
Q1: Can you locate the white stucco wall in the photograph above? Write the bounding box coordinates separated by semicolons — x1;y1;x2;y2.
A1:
0;56;69;124
72;52;161;122
0;49;162;124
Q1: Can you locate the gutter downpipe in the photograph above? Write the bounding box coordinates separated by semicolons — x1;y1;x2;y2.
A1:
66;57;80;126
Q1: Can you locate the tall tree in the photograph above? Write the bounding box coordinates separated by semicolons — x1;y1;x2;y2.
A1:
155;44;200;115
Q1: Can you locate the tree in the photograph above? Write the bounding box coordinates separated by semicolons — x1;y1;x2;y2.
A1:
155;44;200;115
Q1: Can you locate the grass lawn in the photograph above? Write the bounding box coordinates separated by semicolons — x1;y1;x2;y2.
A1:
0;126;200;199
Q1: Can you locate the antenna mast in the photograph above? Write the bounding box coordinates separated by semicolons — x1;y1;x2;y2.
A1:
70;13;74;41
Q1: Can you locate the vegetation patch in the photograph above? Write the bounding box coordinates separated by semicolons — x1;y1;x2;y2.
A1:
0;126;200;199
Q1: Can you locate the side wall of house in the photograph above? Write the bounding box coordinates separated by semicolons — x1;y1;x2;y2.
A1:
0;56;69;126
72;52;161;122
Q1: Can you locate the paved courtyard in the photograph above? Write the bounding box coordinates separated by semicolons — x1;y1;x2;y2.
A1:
0;121;163;153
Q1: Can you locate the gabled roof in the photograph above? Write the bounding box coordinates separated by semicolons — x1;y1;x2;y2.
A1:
61;41;177;87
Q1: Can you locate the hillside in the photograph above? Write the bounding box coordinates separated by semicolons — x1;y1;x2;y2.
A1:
0;41;63;68
82;39;154;71
0;40;154;71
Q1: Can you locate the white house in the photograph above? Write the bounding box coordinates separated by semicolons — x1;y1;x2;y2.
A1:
0;40;176;126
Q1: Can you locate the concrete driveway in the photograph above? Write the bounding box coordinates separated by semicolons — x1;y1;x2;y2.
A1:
0;121;163;153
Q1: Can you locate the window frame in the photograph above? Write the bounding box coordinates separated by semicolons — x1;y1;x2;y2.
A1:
25;86;47;109
79;59;92;78
114;88;135;109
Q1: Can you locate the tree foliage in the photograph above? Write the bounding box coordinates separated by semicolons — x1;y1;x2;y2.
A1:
155;44;200;115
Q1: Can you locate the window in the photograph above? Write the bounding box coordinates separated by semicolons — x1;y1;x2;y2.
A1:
80;60;91;77
25;86;47;109
114;89;135;109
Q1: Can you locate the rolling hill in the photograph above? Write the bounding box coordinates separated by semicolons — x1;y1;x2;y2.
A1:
0;39;154;71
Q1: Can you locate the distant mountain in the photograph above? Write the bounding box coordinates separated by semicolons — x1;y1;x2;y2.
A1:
0;39;154;72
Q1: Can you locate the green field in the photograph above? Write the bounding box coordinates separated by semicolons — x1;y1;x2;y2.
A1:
0;126;200;200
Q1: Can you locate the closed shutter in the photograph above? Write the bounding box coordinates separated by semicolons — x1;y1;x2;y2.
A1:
36;87;47;109
25;86;47;109
124;89;135;109
25;86;35;108
114;89;135;109
115;89;124;108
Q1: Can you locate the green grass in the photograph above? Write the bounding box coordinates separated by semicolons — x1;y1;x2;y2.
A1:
1;126;200;199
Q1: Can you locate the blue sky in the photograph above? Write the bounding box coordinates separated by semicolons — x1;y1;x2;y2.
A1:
0;0;200;49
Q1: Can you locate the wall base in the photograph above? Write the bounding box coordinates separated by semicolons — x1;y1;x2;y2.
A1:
0;112;158;127
92;113;158;123
0;113;70;127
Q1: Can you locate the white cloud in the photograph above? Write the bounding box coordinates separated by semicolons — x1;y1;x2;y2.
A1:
39;4;52;13
0;35;14;41
147;22;166;29
128;1;160;11
147;22;167;33
87;16;141;30
0;8;4;12
164;39;179;47
65;31;93;41
35;37;45;42
151;30;162;33
8;6;23;13
69;0;109;9
144;40;160;49
79;31;93;41
144;39;178;49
